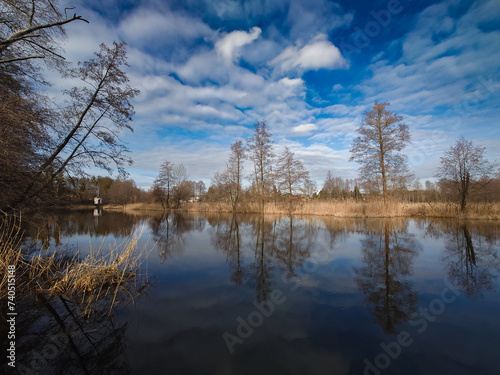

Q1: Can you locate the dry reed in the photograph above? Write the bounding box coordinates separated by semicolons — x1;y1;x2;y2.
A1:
179;200;500;219
0;213;149;317
0;213;24;298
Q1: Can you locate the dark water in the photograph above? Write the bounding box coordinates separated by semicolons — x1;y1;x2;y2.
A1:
3;210;500;375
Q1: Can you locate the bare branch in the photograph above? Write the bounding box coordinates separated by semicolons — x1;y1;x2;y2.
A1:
0;14;88;53
0;55;44;63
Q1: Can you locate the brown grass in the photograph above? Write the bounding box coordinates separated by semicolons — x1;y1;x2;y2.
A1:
179;200;500;219
0;213;24;298
82;199;500;220
104;202;165;211
0;213;148;317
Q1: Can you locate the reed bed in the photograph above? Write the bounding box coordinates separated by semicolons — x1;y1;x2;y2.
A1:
0;213;148;317
180;200;500;219
0;213;25;298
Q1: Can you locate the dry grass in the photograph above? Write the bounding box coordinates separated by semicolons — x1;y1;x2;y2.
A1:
0;213;24;298
31;232;147;317
104;202;164;211
85;199;500;219
181;200;500;219
0;213;149;317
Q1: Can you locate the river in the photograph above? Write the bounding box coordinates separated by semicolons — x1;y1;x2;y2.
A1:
7;210;500;375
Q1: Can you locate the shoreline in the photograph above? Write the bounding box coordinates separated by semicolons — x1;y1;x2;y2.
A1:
67;201;500;220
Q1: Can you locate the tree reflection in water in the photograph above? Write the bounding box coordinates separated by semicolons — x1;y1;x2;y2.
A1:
210;215;245;285
355;220;419;334
275;216;314;281
210;215;316;302
0;289;130;374
21;210;145;250
149;212;204;262
247;216;276;303
442;223;500;298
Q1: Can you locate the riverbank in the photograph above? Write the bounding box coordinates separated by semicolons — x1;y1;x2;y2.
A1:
99;201;500;220
0;213;148;317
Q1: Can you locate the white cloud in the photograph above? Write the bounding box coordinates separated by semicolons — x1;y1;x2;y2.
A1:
291;123;318;136
118;7;213;46
270;34;347;73
215;27;262;63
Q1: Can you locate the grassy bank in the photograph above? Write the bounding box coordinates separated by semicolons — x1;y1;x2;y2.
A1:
180;200;500;220
77;200;500;220
0;214;148;317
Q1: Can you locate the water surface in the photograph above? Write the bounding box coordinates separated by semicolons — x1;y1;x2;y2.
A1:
6;210;500;375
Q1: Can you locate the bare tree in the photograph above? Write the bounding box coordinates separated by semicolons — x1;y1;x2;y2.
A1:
435;137;494;211
246;120;274;211
322;170;335;197
13;42;139;209
350;102;412;204
0;0;87;66
173;178;194;207
304;179;317;198
226;140;246;211
209;171;231;202
276;147;310;200
194;180;206;198
0;69;54;210
154;162;190;208
155;161;174;208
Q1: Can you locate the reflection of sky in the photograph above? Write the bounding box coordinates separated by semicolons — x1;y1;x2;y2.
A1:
36;212;500;374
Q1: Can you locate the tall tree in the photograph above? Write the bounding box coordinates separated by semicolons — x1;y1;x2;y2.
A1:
247;120;274;212
154;162;190;208
276;147;310;200
0;0;87;211
435;137;494;211
322;170;335;197
0;69;54;210
155;161;174;208
226;140;246;212
12;42;139;209
350;102;412;204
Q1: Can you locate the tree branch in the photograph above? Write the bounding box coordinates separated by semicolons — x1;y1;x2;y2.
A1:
0;55;45;64
0;14;88;52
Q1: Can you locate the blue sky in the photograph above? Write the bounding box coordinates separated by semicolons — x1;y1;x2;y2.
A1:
57;0;500;189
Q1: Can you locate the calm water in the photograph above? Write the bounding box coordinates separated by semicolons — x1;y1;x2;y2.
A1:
4;210;500;374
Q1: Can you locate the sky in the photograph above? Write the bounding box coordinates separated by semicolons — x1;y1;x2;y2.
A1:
55;0;500;189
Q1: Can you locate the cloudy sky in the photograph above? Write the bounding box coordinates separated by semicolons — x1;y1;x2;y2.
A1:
57;0;500;189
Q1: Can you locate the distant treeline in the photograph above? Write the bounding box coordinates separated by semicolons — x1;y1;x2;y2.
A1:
55;168;500;209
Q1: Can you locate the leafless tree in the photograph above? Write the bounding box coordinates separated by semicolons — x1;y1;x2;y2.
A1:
155;161;174;208
107;179;143;207
276;147;310;200
13;42;139;209
226;140;246;211
0;68;54;210
154;162;190;208
246;120;274;211
435;137;494;211
350;102;413;204
304;179;317;198
0;0;87;66
194;180;206;197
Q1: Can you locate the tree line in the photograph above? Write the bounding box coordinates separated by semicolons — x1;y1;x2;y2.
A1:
1;1;497;214
46;104;499;212
153;103;498;213
152;120;315;212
